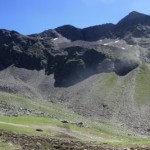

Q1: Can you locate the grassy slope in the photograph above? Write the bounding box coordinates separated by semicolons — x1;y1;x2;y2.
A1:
0;116;150;147
0;92;123;140
0;92;82;121
135;63;150;105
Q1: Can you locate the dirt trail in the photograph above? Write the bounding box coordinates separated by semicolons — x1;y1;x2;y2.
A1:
0;121;110;142
38;125;109;142
0;121;30;128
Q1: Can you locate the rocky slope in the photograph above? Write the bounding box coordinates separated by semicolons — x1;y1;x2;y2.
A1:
0;11;150;136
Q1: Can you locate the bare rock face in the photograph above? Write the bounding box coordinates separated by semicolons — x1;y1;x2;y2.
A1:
55;25;83;41
0;29;53;71
30;29;59;40
54;47;106;86
82;23;115;41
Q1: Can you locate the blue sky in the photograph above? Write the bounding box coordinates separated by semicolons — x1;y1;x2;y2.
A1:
0;0;150;35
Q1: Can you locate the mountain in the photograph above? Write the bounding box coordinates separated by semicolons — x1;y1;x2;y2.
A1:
0;11;150;138
115;11;150;37
33;11;150;41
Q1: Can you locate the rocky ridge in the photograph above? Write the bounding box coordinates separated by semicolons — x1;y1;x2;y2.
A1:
1;11;148;86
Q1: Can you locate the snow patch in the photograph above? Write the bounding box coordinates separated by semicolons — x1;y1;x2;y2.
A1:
103;42;113;45
121;47;126;50
53;38;58;41
103;43;108;46
114;40;119;43
103;40;119;46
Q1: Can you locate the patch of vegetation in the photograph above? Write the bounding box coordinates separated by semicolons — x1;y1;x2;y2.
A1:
0;116;120;140
0;116;62;126
0;123;35;135
135;63;150;105
0;92;82;121
90;73;118;97
107;138;150;147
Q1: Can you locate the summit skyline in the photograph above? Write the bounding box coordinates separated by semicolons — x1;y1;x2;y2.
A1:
0;0;150;34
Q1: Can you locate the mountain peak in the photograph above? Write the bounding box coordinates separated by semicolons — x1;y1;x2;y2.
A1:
128;11;143;16
55;25;83;41
127;11;149;18
116;11;150;31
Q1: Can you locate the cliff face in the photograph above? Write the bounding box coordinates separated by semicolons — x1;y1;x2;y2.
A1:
0;29;53;71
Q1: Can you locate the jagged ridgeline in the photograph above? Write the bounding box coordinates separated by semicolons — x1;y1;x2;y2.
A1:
1;11;150;135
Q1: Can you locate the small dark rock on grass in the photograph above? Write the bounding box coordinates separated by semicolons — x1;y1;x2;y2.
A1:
36;129;43;132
